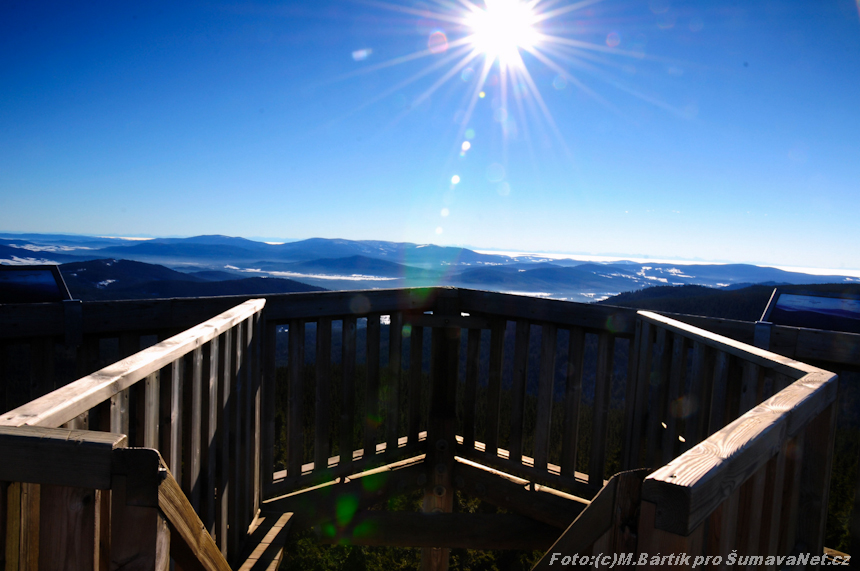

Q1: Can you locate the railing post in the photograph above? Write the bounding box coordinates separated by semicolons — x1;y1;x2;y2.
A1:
422;296;459;571
110;449;169;571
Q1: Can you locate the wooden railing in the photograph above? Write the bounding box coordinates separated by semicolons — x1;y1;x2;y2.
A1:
632;311;838;567
0;287;846;568
0;298;265;567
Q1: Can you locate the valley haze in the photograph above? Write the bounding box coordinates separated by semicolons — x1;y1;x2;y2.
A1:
1;233;858;304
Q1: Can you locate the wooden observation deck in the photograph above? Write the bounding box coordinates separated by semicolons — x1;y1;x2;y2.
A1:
0;287;851;570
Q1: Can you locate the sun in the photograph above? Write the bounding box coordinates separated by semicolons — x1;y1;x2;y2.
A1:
465;0;539;65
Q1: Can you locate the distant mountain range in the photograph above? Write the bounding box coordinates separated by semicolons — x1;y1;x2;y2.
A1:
1;233;858;303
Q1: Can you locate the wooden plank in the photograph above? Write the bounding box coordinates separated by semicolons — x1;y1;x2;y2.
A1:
636;501;705;570
779;433;804;557
287;319;304;479
169;358;183;481
534;323;557;472
456;289;637;335
0;426;126;489
625;320;653;471
407;324;424;446
250;315;262;521
661;334;686;464
796;401;837;560
508;320;530;464
590;332;614;485
386;313;403;454
144;371;160;449
736;467;766;564
708;351;729;436
261;321;277;498
684;342;714;451
453;457;587;529
157;458;232;571
758;442;788;569
646;327;671;467
738;362;760;415
189;345;204;511
314;317;332;472
207;334;220;536
561;327;585;477
620;323;641;471
38;485;96;571
230;319;245;559
364;315;381;458
0;299;266;429
318;512;557;550
20;482;40;571
483;320;504;457
461;328;481;450
340;317;357;463
641;370;837;536
219;327;233;558
109;388;129;436
706;487;740;571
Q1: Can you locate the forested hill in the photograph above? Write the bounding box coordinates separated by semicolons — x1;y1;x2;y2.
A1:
598;283;860;321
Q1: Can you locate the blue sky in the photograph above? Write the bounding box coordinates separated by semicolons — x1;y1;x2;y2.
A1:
2;0;859;270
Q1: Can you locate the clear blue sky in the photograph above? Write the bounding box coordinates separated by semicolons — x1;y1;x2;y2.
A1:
2;0;859;270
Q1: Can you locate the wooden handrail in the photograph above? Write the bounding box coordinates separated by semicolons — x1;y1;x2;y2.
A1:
637;310;822;378
0;298;265;428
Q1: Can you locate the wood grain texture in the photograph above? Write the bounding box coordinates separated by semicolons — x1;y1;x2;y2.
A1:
508;320;530;464
483;321;504;457
38;485;96;571
642;370;837;536
561;327;585;477
533;323;557;472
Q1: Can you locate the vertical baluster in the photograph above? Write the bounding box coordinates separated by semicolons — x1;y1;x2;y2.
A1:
340;317;357;463
218;327;233;558
144;371;160;448
261;321;277;497
645;327;671;467
206;335;220;536
778;433;804;556
533;323;557;472
483;320;504;458
759;441;789;566
738;362;760;415
315;317;332;471
620;322;641;471
797;402;837;561
508;320;530;465
462;328;481;451
662;334;686;464
251;313;263;517
561;327;585;477
407;323;424;447
589;332;614;486
169;358;183;482
110;389;130;437
684;342;714;451
38;485;96;570
287;319;304;479
230;320;244;559
241;317;255;544
707;350;729;435
188;346;203;511
386;313;403;455
364;315;380;460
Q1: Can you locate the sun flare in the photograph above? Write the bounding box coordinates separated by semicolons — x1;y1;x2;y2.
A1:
466;0;539;65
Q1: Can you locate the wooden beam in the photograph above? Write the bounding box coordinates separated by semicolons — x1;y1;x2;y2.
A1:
0;426;126;489
641;370;837;536
317;512;558;550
